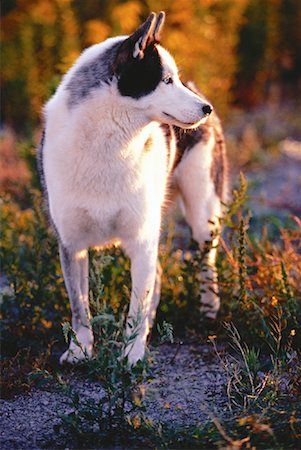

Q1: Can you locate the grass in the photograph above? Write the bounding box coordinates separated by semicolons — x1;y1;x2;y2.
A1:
1;132;301;447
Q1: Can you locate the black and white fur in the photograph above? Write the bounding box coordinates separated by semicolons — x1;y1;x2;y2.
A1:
38;12;227;365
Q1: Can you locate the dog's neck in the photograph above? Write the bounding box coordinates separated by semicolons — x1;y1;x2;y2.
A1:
80;90;156;156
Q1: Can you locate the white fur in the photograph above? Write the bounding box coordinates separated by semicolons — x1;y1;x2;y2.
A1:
42;32;221;365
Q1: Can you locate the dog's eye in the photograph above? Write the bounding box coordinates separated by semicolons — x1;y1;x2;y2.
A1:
163;76;173;85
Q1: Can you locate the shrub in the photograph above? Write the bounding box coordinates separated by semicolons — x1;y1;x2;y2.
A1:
0;192;68;356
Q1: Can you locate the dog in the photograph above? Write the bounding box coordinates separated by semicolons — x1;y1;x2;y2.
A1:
38;11;227;365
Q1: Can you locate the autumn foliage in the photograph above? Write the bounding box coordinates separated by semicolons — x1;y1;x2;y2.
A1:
1;0;301;132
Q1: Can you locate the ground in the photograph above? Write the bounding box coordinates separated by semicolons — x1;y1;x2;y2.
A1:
0;344;228;449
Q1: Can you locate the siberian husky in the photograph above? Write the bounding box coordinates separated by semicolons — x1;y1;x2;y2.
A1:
38;12;227;365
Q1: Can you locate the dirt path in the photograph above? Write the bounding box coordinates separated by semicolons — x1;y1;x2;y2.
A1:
0;344;228;449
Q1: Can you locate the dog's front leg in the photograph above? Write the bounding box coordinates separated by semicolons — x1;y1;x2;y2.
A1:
125;241;158;365
59;245;93;364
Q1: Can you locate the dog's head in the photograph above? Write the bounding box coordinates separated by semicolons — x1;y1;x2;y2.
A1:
112;12;212;129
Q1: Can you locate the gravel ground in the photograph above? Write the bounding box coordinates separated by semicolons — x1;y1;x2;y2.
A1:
0;343;228;449
145;343;228;425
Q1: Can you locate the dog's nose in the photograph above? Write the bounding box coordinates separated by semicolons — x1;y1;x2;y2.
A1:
202;104;212;116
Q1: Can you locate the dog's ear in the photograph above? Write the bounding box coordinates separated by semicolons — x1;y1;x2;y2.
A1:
113;12;159;74
152;11;165;43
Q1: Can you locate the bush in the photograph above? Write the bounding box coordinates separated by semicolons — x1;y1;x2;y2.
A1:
0;192;68;355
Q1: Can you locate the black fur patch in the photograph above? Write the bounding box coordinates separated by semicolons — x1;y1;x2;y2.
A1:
117;44;162;98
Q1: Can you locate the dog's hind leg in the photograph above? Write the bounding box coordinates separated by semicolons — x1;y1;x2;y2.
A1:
174;144;222;319
183;201;221;319
124;240;159;365
59;245;94;364
185;207;221;319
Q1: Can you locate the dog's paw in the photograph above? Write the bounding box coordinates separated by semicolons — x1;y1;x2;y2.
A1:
59;327;93;365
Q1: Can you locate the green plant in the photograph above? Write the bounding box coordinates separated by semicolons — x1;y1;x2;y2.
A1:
157;320;174;344
203;174;301;447
218;174;301;348
0;193;69;356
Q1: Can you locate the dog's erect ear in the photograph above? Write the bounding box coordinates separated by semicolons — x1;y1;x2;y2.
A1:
113;12;165;74
131;12;156;59
152;11;165;43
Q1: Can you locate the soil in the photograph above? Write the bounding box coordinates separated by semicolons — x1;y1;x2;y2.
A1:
0;343;228;449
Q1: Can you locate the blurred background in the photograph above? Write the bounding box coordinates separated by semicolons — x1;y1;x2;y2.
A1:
2;0;301;128
1;0;301;203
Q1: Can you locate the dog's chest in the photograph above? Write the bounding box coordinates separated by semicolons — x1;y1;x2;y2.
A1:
47;124;171;249
67;123;164;193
